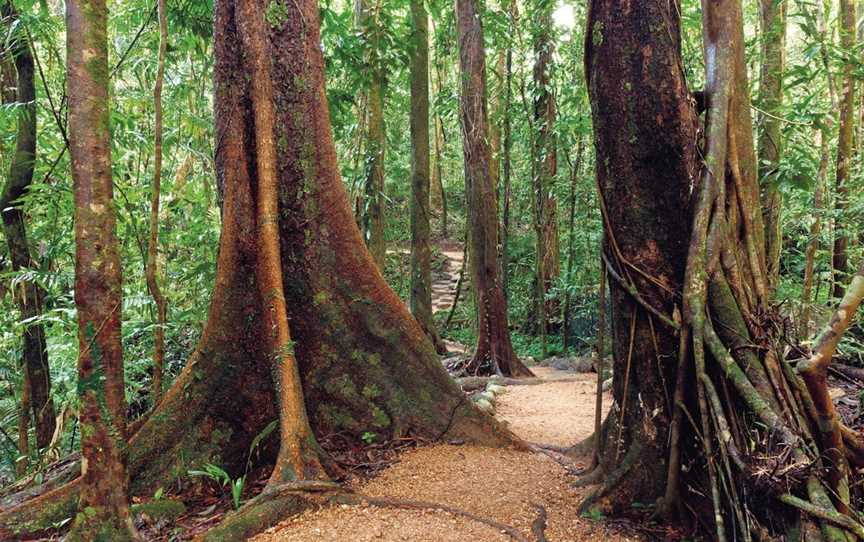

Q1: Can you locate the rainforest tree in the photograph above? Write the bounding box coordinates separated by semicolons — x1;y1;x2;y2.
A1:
585;0;864;539
455;0;532;378
65;0;137;538
0;2;56;465
0;1;508;538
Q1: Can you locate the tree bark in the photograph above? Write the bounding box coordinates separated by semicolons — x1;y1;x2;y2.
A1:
584;0;696;511
757;0;786;294
356;0;387;268
455;0;532;378
65;0;137;538
0;1;56;453
409;0;445;354
831;0;856;299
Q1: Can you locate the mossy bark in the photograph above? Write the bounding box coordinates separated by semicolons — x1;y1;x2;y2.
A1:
584;0;697;512
831;0;856;299
757;0;787;294
65;0;138;539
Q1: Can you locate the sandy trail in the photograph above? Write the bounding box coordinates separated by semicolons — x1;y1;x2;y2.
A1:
252;370;636;542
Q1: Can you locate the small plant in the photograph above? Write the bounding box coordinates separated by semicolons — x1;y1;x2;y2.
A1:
581;507;606;521
230;476;245;510
189;463;245;509
361;431;376;444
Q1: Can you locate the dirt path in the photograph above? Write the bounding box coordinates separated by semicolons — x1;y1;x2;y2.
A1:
431;241;465;314
253;370;639;542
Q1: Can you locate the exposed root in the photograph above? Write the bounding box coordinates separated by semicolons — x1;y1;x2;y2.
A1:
527;443;588;476
531;503;549;542
577;440;642;513
780;493;864;540
333;492;534;542
572;464;606;488
197;482;341;542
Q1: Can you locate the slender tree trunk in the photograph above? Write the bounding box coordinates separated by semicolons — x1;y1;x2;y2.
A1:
831;0;856;299
455;0;531;377
758;0;786;294
409;0;445;354
500;29;513;298
530;0;560;340
356;0;387;268
65;0;137;538
800;126;828;338
146;0;168;403
0;2;56;453
431;31;449;238
562;137;584;350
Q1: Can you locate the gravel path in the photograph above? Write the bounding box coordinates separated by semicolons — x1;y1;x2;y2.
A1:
252;371;636;542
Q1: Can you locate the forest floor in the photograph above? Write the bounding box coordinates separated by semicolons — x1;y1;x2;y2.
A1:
252;368;649;542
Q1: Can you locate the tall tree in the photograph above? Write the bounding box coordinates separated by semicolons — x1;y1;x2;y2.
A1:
356;0;387;268
758;0;786;293
146;0;168;402
65;0;137;539
0;1;511;537
529;0;560;344
585;0;864;538
455;0;531;377
409;0;445;354
0;2;56;456
831;0;857;299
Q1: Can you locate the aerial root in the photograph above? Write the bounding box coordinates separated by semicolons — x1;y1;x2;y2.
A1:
780;494;864;540
577;441;642;512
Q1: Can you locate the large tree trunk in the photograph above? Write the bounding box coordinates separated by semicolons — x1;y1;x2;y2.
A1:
409;0;445;354
455;0;532;378
0;1;510;537
0;2;56;453
583;0;697;511
831;0;856;300
356;0;387;268
65;0;137;539
586;0;864;539
758;0;786;294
